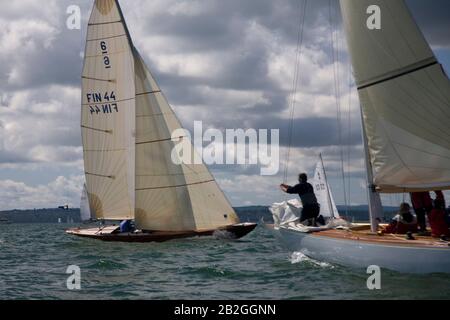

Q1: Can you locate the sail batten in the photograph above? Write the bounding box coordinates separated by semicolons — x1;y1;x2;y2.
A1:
357;57;437;90
340;0;450;193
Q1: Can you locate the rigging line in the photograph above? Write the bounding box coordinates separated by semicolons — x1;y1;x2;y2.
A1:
347;63;352;208
329;0;348;215
284;0;308;184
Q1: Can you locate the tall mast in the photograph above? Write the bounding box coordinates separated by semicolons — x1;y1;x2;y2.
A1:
319;153;335;219
359;109;383;232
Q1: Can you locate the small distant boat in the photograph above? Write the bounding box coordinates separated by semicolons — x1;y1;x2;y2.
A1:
67;0;256;242
58;218;62;224
269;0;450;274
0;217;11;224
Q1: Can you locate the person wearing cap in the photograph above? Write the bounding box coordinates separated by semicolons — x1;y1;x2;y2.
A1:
280;173;320;226
383;203;418;234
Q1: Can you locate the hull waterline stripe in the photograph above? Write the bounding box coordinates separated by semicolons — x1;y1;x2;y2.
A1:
136;179;215;191
357;59;438;90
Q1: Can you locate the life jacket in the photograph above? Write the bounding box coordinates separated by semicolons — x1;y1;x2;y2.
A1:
428;209;450;237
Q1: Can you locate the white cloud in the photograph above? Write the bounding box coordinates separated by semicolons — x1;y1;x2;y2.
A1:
0;175;84;210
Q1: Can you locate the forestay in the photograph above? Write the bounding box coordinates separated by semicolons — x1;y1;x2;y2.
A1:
340;0;450;192
81;0;136;219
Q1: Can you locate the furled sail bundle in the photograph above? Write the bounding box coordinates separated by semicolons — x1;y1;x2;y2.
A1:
81;0;239;231
340;0;450;192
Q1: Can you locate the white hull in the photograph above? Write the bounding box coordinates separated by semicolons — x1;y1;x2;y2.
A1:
270;226;450;274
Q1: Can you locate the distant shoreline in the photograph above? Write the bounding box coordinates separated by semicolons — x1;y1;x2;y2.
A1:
0;205;398;224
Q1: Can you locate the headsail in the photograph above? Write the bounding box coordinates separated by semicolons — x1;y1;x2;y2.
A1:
81;0;136;220
340;0;450;192
133;50;239;231
80;184;93;221
312;159;340;219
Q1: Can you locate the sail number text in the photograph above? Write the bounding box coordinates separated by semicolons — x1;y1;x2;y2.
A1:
100;41;111;69
86;92;118;115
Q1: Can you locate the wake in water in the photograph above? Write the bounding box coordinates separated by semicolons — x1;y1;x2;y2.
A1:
289;251;334;269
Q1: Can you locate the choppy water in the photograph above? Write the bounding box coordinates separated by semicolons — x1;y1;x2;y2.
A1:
1;223;450;300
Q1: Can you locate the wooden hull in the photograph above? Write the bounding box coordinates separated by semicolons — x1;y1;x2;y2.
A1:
66;223;257;243
267;225;450;274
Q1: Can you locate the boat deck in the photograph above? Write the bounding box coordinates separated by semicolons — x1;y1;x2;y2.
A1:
312;228;450;249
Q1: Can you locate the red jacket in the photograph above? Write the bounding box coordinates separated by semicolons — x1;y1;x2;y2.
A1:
410;192;432;210
428;209;450;237
384;214;418;234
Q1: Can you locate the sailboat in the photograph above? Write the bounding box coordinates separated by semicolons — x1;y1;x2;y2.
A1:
66;0;256;242
269;0;450;273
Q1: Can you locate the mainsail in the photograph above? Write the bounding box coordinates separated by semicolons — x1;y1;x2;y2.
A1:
82;0;135;220
312;159;340;219
82;0;239;231
340;0;450;193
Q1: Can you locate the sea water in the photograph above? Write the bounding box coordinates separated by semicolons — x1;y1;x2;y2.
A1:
0;223;449;300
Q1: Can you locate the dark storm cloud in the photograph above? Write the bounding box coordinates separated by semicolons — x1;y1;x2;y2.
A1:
408;0;450;47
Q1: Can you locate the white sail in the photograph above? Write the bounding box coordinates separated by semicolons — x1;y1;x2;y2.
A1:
312;160;340;219
80;184;93;221
340;0;450;192
81;0;136;219
133;50;239;231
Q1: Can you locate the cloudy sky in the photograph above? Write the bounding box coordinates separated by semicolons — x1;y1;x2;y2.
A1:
0;0;449;210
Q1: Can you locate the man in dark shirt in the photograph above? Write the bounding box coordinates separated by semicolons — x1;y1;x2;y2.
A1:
280;173;320;225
